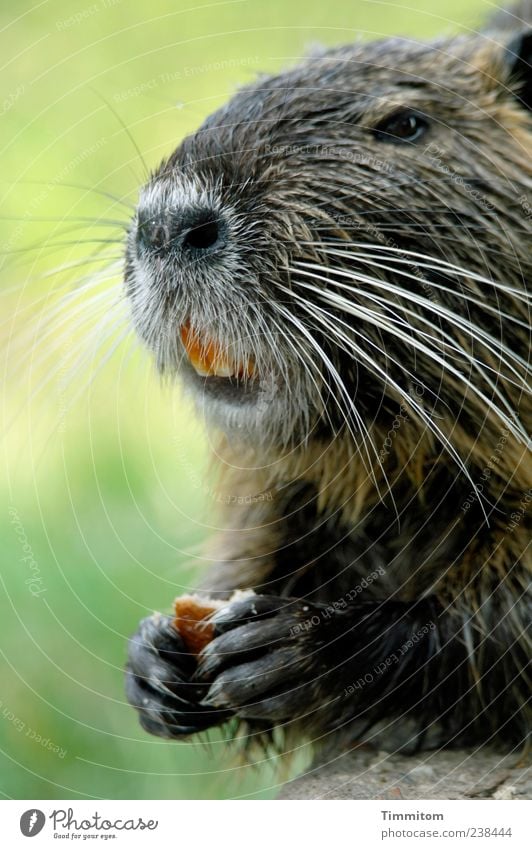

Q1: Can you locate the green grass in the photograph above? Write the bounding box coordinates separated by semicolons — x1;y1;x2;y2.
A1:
2;0;494;799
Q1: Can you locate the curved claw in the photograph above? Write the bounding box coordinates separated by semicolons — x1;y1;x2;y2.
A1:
195;618;290;682
208;594;287;634
125;612;232;738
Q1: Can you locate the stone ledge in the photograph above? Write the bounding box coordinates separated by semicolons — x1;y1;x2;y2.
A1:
279;746;531;800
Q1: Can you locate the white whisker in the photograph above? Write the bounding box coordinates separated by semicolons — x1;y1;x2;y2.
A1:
293;259;530;392
305;242;530;304
272;300;400;517
289;270;528;447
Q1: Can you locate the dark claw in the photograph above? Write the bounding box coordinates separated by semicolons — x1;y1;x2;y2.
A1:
127;596;330;735
125;612;232;738
193;596;333;723
209;594;286;634
202;647;298;708
127;614;203;701
194;618;287;681
125;665;224;737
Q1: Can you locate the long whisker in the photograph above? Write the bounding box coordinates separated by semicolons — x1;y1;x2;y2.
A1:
347;285;528;394
278;283;496;517
5;300;130;436
2;179;135;210
89;88;149;184
267;303;337;438
2;237;125;257
31;326;137;474
293;260;531;385
310;228;528;264
282;277;439;410
9;289;122;378
272;300;400;517
0;214;128;227
306;241;530;303
294;271;528;459
7;288;126;381
1;260;123;330
289;271;528;445
303;246;529;328
294;255;530;374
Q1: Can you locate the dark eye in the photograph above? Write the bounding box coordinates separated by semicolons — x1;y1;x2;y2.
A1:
373;110;429;144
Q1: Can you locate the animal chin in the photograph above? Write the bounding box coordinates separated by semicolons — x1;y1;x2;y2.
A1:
180;321;256;382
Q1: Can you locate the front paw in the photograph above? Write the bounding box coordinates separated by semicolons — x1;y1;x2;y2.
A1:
125;612;232;738
194;595;332;723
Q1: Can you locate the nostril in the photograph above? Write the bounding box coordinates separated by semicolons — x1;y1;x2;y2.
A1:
135;206;225;255
182;217;221;251
136;213;170;253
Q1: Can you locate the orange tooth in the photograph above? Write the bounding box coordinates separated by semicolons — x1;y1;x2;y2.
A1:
180;321;224;376
180;321;256;379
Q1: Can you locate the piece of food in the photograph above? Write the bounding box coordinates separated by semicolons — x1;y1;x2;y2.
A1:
173;595;224;655
173;590;255;655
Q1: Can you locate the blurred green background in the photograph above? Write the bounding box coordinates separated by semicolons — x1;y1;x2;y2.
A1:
1;0;497;800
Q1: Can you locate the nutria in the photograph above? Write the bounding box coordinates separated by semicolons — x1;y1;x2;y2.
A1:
124;1;531;753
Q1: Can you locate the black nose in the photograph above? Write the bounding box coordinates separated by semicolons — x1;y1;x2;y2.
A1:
136;207;225;255
182;216;221;251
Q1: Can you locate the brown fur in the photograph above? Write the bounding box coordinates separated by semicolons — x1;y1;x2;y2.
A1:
125;2;532;752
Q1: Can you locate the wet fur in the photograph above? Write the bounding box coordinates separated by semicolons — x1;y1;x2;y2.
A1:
125;3;532;754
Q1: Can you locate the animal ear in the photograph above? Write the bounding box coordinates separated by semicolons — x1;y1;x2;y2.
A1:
504;29;532;110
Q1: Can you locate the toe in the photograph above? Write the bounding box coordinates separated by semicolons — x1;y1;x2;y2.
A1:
125;666;230;737
202;647;300;709
210;595;287;635
195;618;289;681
